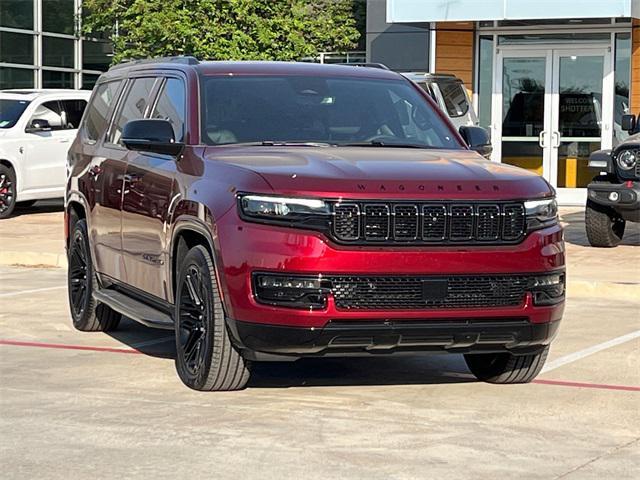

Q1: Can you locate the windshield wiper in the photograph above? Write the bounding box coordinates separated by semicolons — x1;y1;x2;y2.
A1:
216;141;333;147
339;141;440;149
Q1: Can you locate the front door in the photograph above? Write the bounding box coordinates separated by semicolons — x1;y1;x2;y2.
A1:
493;47;612;204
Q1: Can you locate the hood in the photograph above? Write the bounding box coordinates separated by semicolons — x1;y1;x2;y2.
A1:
204;146;553;200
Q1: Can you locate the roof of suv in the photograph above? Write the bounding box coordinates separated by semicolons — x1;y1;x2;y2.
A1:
107;58;404;81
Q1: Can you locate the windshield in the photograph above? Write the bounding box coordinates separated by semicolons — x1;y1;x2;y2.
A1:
201;75;462;149
0;99;31;129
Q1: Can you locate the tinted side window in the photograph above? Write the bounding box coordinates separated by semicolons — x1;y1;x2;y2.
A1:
109;77;157;145
84;81;122;141
60;99;87;129
30;101;64;130
151;78;186;141
439;82;469;118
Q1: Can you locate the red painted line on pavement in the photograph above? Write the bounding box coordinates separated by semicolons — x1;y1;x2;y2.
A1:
533;379;640;392
0;339;142;355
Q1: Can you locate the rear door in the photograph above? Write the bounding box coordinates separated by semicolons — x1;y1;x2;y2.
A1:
94;76;160;282
121;75;186;300
22;100;74;194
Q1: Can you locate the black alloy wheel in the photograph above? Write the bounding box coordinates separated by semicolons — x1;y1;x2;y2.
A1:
67;219;121;331
178;265;210;377
174;245;251;391
0;166;16;219
69;227;90;318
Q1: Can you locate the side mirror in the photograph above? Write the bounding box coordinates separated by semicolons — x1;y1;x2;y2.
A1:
121;119;184;156
588;149;613;172
459;126;492;159
621;114;637;134
25;118;51;133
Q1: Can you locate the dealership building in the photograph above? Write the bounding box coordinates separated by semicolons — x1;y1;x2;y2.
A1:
0;0;111;90
367;0;640;203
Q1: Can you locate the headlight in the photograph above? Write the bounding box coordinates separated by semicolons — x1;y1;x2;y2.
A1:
616;150;637;171
238;194;330;228
524;198;558;230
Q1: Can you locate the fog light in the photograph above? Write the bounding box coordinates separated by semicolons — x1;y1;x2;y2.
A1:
609;192;619;202
529;273;565;306
253;274;331;309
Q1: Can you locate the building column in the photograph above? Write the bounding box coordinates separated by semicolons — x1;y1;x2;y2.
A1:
632;20;640;114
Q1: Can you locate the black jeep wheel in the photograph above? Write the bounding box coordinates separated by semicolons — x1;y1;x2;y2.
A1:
175;245;251;391
585;199;625;247
464;346;549;384
68;219;121;331
0;164;17;219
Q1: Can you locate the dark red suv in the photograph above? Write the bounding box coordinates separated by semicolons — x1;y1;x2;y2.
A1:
66;58;565;391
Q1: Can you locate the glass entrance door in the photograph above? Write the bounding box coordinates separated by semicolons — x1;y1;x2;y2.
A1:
551;49;611;204
493;47;612;204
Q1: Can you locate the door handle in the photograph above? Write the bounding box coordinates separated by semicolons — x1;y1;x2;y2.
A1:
538;131;547;148
551;131;561;148
88;165;102;178
59;138;71;143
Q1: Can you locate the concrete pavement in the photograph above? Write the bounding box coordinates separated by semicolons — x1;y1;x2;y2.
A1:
0;265;638;479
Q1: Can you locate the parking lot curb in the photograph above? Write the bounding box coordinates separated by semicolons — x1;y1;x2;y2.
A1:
567;280;640;303
0;251;67;269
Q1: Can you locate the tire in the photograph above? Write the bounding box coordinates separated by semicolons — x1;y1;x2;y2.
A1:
0;164;17;219
464;346;549;384
585;199;625;247
68;219;121;332
174;245;251;391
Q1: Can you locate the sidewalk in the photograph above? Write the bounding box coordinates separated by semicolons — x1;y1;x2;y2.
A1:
1;202;638;300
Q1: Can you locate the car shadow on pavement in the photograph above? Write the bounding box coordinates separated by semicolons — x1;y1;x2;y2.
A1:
12;199;65;218
561;210;640;247
109;318;475;387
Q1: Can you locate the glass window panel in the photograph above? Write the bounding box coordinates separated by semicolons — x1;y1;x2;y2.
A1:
557;141;600;188
502;57;546;137
0;0;34;29
501;141;543;174
29;101;64;130
43;36;74;68
614;33;631;145
82;40;112;71
42;70;74;89
59;99;87;129
0;31;34;65
558;55;603;138
84;80;122;141
477;35;493;129
151;78;186;141
438;81;469;118
110;78;157;144
498;33;610;46
0;67;34;89
82;73;100;90
42;0;74;35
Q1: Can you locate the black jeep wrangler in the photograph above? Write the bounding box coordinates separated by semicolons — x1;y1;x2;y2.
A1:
586;114;640;247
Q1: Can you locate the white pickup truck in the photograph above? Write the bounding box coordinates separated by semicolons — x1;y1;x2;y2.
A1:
0;89;91;218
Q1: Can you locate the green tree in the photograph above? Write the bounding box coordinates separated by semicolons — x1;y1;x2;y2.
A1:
81;0;361;64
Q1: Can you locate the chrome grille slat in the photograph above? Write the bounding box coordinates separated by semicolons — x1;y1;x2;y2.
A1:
331;201;525;245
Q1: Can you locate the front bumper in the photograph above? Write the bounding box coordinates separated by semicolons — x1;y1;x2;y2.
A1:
215;211;565;329
587;180;640;221
228;317;560;358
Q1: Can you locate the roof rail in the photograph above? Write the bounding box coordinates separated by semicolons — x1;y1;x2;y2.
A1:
109;56;199;71
336;62;390;70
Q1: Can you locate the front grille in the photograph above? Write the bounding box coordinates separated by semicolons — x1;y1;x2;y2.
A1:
329;275;530;310
332;201;525;245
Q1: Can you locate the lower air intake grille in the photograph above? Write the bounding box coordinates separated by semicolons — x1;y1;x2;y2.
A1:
329;275;530;310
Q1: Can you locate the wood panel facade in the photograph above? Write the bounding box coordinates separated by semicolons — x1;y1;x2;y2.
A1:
434;22;475;95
